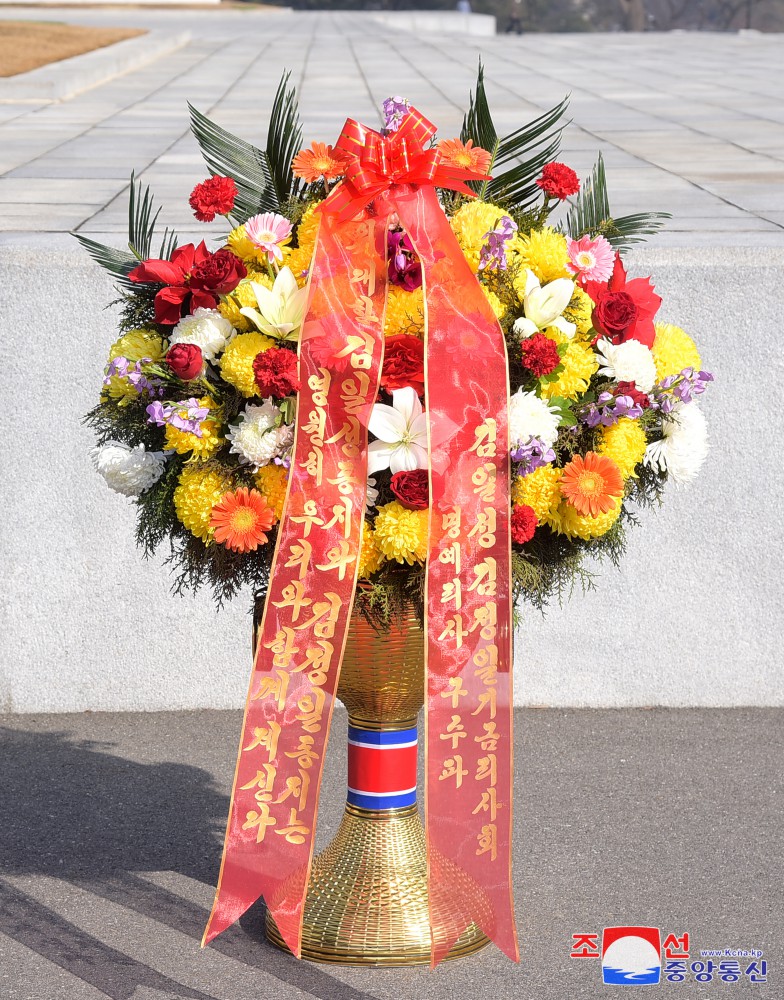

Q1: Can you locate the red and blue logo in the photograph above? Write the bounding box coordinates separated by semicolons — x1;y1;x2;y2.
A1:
602;926;662;985
346;724;418;810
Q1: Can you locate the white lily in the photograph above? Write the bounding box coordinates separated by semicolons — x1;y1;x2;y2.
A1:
367;387;428;475
513;269;576;340
240;266;309;341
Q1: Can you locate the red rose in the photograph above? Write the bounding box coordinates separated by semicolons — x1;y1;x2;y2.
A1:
166;343;203;380
593;291;638;341
535;162;580;200
189;176;237;223
253;347;300;398
390;469;429;511
584;254;661;348
511;504;537;545
189;248;246;297
614;381;651;409
129;242;247;325
381;335;425;396
520;332;560;378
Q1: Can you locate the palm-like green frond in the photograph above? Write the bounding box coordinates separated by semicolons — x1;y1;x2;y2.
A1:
74;172;177;288
265;71;304;207
189;71;306;218
565;153;670;252
189;102;271;220
461;62;569;210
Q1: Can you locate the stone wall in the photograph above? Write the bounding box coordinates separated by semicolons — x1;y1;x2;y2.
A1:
1;234;781;711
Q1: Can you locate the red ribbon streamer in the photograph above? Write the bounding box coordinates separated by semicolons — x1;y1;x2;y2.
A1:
204;108;518;966
202;210;386;953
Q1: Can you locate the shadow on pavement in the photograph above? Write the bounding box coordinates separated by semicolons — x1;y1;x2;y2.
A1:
0;725;375;1000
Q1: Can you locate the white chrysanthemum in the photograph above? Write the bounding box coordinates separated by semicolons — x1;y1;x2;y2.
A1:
644;403;708;485
595;337;657;393
507;389;560;448
169;308;235;362
91;441;166;497
227;401;290;471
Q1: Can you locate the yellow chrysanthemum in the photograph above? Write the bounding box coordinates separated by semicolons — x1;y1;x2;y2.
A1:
373;501;428;565
563;286;595;339
103;329;167;404
219;331;276;397
254;463;288;521
511;465;562;525
450;200;506;273
598;418;648;479
652;322;702;380
164;397;223;461
173;463;233;542
219;275;273;332
295;201;322;253
358;523;383;578
538;340;598;401
227;224;258;265
285;245;315;288
481;285;507;321
551;495;622;540
511;227;570;284
384;285;425;338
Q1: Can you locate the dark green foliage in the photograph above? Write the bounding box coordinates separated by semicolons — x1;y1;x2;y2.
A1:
461;63;569;211
168;533;273;608
84;398;165;450
189;72;309;221
135;455;185;554
565;153;670;252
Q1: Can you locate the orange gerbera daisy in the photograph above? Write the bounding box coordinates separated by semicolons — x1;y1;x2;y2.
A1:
291;142;349;183
560;452;624;518
437;138;492;175
210;487;275;553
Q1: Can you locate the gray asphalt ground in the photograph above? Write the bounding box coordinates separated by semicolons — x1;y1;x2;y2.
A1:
0;708;780;999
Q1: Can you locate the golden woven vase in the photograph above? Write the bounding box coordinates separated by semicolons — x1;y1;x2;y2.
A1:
261;600;490;965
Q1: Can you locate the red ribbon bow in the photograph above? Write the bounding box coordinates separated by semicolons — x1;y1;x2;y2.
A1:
322;107;489;221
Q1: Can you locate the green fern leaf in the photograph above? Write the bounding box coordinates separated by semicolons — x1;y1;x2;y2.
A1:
565;153;670;251
461;62;569;210
74;172;178;287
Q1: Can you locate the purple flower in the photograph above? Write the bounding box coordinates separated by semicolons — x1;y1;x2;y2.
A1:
649;367;714;412
382;96;410;133
387;229;422;290
580;390;643;428
104;356;163;397
511;436;556;474
479;216;518;271
145;398;208;438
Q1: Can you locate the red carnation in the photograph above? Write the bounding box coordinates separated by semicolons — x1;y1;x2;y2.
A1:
614;381;651;409
520;332;560;378
253;347;300;398
511;504;537;545
584;254;661;348
535;162;580;201
390;469;429;511
189;176;237;223
166;343;203;380
381;334;425;396
129;242;246;325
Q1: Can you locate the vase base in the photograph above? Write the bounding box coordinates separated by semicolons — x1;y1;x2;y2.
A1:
264;804;491;966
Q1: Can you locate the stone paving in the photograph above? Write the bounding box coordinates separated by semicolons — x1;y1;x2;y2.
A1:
1;708;781;1000
0;9;782;246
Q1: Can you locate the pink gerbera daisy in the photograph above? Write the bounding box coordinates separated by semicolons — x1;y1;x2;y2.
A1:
245;212;293;263
566;234;614;284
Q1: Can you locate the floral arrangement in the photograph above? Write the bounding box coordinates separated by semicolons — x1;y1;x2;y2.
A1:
81;70;711;616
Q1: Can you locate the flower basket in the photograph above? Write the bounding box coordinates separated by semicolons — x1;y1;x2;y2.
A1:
83;68;712;967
